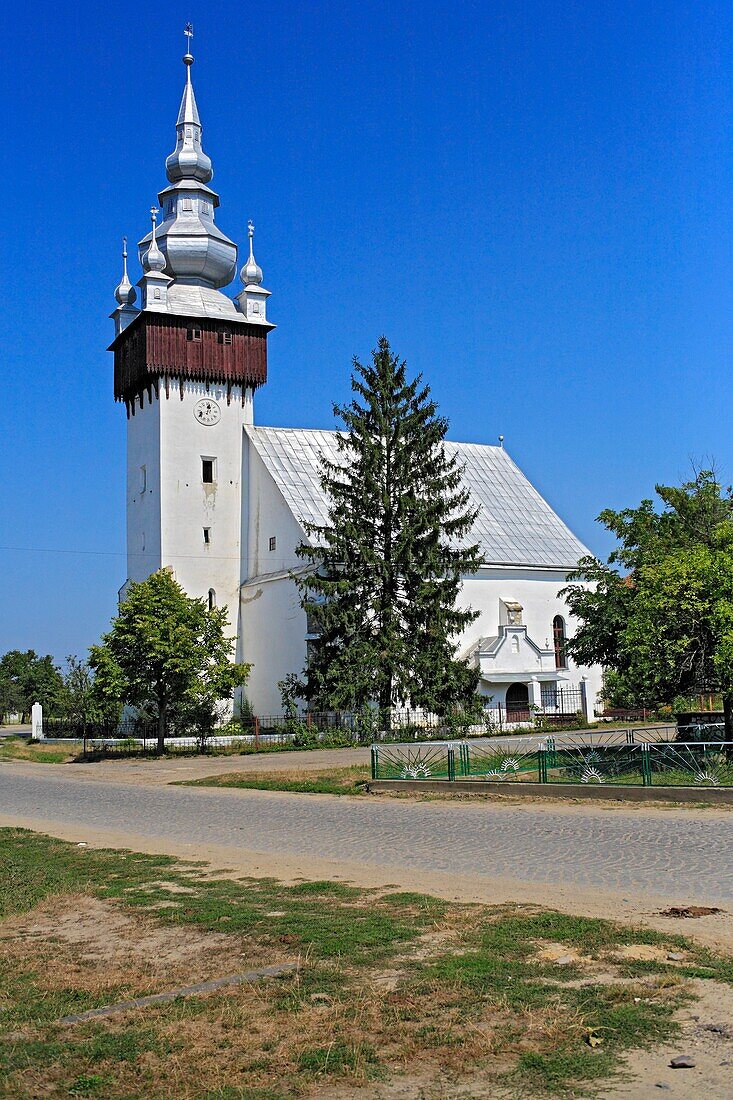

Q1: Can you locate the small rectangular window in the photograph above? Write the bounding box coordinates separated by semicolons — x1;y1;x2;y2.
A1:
202;458;215;484
188;327;203;342
218;331;233;346
203;528;211;545
182;197;193;212
269;536;277;552
139;465;147;493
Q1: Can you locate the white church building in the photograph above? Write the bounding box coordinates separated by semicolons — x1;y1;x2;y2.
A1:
109;43;603;721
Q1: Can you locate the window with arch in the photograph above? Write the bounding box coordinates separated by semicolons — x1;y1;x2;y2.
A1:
553;615;567;669
208;589;216;611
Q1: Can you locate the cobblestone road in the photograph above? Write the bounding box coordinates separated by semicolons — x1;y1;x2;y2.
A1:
1;767;731;903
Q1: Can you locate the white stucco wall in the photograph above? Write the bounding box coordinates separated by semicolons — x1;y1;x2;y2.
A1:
126;379;246;638
239;434;310;712
238;563;602;716
126;397;162;582
240;574;307;713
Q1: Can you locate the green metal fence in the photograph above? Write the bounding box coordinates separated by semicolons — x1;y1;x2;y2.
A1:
371;738;733;788
370;743;456;781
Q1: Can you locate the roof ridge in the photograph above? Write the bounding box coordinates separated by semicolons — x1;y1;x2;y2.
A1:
249;425;504;449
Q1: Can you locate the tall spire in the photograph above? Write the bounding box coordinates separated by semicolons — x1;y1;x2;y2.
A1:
165;23;211;184
178;23;200;125
139;25;237;290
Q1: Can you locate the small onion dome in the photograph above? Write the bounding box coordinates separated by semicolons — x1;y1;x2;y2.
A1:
143;207;167;273
240;220;263;285
114;237;137;305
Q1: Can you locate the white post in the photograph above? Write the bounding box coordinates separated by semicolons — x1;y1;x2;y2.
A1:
529;678;542;711
31;702;43;741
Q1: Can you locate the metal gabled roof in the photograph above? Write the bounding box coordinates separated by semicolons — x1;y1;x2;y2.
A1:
245;425;591;570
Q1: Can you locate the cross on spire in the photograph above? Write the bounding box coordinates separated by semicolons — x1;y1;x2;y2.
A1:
183;22;194;72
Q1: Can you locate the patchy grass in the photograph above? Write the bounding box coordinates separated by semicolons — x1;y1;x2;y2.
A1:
180;765;371;796
0;736;75;764
0;829;730;1099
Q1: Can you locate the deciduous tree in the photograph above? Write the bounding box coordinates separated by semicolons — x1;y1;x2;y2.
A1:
0;650;63;723
90;570;250;752
563;469;733;735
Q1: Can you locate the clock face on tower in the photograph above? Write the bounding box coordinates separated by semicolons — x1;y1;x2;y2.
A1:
194;398;221;426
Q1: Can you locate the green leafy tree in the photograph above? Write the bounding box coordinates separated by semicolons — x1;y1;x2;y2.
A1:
0;650;63;722
57;656;119;727
296;337;483;722
89;570;250;752
562;469;733;735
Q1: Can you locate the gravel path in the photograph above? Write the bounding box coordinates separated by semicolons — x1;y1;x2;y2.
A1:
1;766;731;904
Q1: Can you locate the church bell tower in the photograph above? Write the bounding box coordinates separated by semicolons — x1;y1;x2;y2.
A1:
108;29;274;627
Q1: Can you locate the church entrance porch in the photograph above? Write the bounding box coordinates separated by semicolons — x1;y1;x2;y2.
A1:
479;677;590;730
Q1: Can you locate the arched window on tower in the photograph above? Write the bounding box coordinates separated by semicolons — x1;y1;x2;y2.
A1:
553;616;567;669
208;589;216;611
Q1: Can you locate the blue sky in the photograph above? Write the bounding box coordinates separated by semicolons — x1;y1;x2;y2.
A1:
2;0;732;662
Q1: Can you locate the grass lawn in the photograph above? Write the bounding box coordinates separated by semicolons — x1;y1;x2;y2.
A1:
181;765;371;795
1;830;732;1098
0;736;75;764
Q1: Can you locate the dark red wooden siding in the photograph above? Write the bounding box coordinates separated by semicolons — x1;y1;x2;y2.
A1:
112;313;269;407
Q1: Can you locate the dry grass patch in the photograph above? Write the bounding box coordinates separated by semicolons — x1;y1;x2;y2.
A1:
1;830;732;1099
181;765;371;796
0;736;75;764
0;893;279;1005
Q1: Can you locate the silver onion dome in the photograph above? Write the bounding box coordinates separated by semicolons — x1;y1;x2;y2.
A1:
240;221;263;285
114;237;137;305
142;208;167;272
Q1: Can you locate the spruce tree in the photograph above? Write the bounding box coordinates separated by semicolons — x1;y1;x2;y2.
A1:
296;337;483;719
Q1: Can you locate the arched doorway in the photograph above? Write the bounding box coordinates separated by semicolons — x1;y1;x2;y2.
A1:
505;682;530;720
